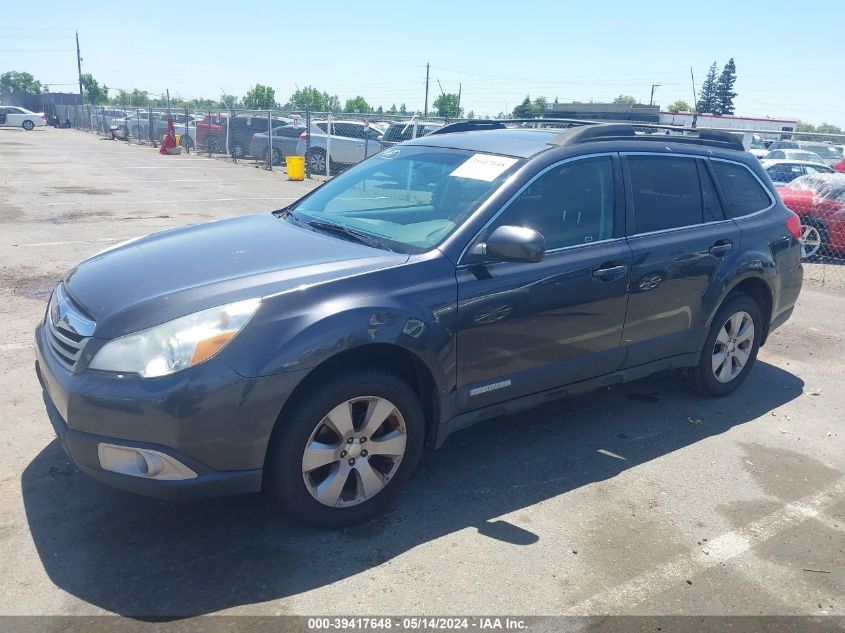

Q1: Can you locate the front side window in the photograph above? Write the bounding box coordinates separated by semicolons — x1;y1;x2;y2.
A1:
712;161;772;217
627;156;706;234
483;155;615;251
289;147;521;252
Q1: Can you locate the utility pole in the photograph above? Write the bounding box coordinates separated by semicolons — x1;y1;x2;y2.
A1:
457;83;461;116
690;67;698;127
423;62;430;117
649;83;660;106
75;30;83;100
166;89;171;115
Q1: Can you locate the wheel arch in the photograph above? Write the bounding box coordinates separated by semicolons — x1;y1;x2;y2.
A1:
262;342;442;474
712;274;775;345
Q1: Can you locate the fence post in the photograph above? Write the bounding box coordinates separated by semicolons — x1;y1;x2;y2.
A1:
207;109;212;156
267;109;272;169
326;111;332;178
305;110;311;179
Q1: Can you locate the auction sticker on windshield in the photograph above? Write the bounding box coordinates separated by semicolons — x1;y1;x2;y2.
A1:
450;153;518;181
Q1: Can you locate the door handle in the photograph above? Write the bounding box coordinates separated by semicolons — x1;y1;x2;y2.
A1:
592;264;628;278
709;240;733;256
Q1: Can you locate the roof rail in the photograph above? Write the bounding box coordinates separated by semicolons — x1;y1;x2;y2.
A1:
427;117;599;136
549;123;745;151
428;118;746;151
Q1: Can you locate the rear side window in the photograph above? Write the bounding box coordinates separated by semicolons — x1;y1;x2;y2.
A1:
627;156;705;234
712;161;772;217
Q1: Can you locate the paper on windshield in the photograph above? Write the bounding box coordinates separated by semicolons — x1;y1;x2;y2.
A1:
450;153;518;182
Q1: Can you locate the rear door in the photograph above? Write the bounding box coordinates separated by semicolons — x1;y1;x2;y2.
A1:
0;108;8;127
621;154;740;366
456;154;631;411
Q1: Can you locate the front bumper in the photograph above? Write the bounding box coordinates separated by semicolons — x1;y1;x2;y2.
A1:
35;321;304;499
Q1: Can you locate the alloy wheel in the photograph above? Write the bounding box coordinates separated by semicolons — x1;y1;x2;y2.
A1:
712;311;755;383
302;396;407;507
800;224;822;259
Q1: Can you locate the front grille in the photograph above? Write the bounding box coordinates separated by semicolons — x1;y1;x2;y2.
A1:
44;283;95;372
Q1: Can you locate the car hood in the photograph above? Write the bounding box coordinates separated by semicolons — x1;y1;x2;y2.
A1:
65;213;408;339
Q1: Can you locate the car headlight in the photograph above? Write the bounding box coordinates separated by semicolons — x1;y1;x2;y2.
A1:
89;299;261;378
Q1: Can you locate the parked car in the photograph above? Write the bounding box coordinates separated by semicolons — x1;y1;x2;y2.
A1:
0;105;46;130
762;149;826;165
380;120;444;148
196;113;227;151
767;141;843;167
35;122;803;527
112;111;151;139
748;134;771;159
761;159;834;186
90;108;127;134
249;119;306;165
219;114;292;159
778;173;845;258
296;120;388;173
795;142;843;167
835;156;845;173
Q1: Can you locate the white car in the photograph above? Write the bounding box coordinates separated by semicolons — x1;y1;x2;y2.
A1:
762;149;827;165
0;105;46;130
760;159;834;186
295;120;389;174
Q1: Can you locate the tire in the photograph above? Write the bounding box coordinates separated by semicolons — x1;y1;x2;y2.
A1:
681;294;763;397
265;147;282;167
22;120;35;131
265;369;425;527
798;216;830;260
180;134;194;150
230;141;245;159
307;148;327;174
130;125;142;139
206;135;220;153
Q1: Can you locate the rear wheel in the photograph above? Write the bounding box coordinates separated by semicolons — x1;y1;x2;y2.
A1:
265;369;424;527
230;140;246;159
22;120;35;131
681;294;763;397
206;135;220;153
799;217;830;259
307;148;327;174
264;147;282;167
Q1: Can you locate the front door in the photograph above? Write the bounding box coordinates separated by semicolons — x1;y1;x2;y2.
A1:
621;154;741;366
456;154;631;412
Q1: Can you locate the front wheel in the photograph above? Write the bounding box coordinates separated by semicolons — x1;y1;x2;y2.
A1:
799;217;829;259
22;120;35;131
265;369;424;527
307;148;327;174
681;294;763;397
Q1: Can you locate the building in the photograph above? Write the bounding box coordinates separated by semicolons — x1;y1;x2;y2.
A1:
658;111;798;138
544;102;660;123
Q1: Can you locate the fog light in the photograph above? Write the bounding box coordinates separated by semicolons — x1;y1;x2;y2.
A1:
97;443;197;480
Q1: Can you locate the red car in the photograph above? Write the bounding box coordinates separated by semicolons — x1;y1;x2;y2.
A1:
778;173;845;258
195;113;227;152
835;157;845;173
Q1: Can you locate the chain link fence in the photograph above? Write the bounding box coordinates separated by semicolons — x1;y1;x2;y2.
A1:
53;105;845;288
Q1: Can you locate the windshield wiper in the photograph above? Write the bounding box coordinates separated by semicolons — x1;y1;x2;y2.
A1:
306;220;393;252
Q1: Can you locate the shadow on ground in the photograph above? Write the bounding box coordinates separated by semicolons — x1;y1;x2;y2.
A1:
22;362;803;618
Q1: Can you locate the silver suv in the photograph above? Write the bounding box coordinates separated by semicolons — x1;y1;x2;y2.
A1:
295;120;388;174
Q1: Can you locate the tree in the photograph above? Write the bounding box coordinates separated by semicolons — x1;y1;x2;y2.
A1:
667;100;692;113
284;86;341;112
344;96;371;113
243;84;277;110
714;58;738;116
433;93;463;118
0;70;44;94
512;95;547;118
219;93;242;109
696;61;719;114
613;95;638;105
399;103;407;115
79;73;108;104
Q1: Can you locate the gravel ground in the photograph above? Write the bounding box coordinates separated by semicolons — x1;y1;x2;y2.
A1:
0;127;842;620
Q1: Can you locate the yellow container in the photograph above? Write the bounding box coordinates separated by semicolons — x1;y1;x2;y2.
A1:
285;156;305;180
161;134;182;145
286;155;305;181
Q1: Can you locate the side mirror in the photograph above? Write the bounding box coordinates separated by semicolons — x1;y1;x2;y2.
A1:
476;225;545;263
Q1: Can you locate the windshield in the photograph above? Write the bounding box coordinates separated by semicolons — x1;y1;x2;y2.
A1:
789;151;825;163
288;146;522;252
789;175;845;199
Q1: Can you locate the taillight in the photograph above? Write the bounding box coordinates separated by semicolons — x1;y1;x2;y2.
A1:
251;134;257;142
299;132;307;142
786;213;802;239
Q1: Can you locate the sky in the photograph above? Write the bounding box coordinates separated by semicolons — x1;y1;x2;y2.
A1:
2;0;844;127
